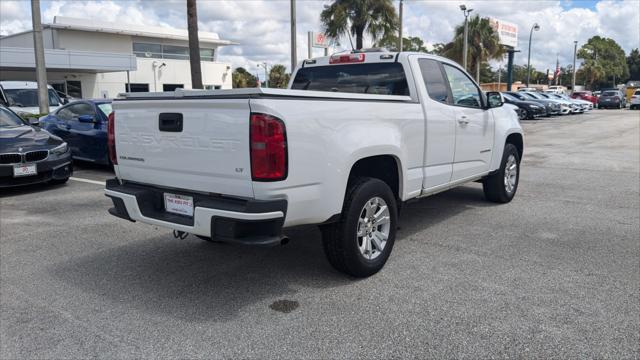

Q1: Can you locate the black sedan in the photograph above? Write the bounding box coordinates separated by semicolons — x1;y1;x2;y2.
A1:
0;105;72;188
501;92;547;120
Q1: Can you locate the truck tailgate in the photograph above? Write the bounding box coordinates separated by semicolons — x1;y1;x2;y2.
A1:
113;99;253;198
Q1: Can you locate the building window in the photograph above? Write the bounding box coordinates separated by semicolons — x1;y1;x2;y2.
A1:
128;83;149;92
133;43;162;58
132;42;215;61
200;48;214;62
162;45;189;60
204;85;221;90
163;84;183;91
66;81;82;99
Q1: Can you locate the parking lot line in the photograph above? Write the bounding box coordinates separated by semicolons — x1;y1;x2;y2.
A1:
69;177;106;186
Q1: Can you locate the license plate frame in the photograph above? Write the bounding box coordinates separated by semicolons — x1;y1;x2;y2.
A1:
164;193;194;217
13;163;37;177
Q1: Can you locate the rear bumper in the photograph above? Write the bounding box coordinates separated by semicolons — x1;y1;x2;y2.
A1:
105;178;288;245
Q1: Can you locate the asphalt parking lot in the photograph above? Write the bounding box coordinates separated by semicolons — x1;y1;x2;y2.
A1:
1;109;639;358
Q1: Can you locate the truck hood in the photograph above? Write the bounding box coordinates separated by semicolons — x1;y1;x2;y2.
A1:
0;125;63;153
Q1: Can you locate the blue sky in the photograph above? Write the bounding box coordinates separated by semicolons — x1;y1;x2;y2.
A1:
1;0;638;78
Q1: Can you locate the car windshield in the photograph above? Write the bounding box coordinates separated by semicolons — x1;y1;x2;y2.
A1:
523;92;542;99
0;107;26;128
97;103;112;117
501;93;517;101
4;88;61;107
602;91;618;96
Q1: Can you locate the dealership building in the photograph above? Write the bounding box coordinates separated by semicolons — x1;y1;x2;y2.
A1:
0;17;236;99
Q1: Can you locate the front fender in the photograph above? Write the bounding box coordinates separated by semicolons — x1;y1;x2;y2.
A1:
490;105;523;171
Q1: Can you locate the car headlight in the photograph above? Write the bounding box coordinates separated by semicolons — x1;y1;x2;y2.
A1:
50;143;68;156
528;104;540;109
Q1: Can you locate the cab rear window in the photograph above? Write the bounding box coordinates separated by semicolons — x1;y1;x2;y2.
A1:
291;62;409;96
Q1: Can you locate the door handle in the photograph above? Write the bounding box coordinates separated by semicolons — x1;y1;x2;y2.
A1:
457;115;469;125
159;113;183;132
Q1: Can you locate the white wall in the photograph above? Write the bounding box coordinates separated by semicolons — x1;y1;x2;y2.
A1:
0;29;54;48
1;28;233;98
56;29;131;53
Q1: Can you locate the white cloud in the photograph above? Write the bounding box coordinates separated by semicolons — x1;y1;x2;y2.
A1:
1;0;638;77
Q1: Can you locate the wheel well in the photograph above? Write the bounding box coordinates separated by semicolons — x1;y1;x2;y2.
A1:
506;133;523;159
348;155;401;200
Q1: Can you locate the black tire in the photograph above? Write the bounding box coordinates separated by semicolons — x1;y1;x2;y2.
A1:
49;177;69;185
482;143;520;203
321;177;398;278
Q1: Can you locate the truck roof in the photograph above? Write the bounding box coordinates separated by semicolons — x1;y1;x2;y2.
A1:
298;50;456;68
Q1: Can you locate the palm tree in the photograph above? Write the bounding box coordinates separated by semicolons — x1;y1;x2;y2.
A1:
442;15;505;82
187;0;203;89
320;0;398;50
268;64;291;89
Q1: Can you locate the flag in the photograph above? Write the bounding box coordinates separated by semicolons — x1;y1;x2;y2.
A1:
554;57;561;79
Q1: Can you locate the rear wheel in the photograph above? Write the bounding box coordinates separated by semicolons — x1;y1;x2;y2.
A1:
321;177;397;277
483;143;520;203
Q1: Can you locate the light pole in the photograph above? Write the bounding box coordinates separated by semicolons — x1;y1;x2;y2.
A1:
290;0;297;72
571;40;577;93
258;62;268;88
526;22;540;87
31;0;49;114
398;0;404;51
460;4;473;71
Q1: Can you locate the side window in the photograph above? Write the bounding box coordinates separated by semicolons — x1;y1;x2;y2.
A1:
56;106;74;121
443;64;482;108
62;103;95;121
418;59;449;103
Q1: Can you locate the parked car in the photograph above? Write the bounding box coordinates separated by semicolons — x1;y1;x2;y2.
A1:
501;92;546;119
0;81;66;117
512;91;567;115
571;91;598;106
598;90;625;109
630;89;640;110
557;93;592;111
600;88;626;108
39;100;112;165
543;93;589;113
0;105;72;188
536;92;582;113
544;85;568;95
105;51;524;277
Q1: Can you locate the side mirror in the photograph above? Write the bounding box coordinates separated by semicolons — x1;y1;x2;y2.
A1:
62;98;69;105
77;114;95;123
486;91;504;108
28;117;40;126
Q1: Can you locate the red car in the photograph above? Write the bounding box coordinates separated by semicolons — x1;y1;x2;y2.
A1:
571;91;598;106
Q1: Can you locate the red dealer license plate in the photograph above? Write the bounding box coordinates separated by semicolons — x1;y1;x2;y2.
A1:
164;193;194;217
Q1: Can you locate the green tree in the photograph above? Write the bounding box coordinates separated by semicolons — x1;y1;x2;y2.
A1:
268;64;290;89
440;15;506;82
232;67;258;88
627;48;640;81
320;0;398;50
374;34;428;52
577;36;629;89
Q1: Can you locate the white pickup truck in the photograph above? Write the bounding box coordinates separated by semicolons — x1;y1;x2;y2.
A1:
105;51;523;277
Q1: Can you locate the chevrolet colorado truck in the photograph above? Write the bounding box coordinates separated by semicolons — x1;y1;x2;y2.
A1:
105;51;524;277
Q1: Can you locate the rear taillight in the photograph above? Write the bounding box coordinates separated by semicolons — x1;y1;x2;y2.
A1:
329;53;365;64
250;113;287;181
107;112;117;165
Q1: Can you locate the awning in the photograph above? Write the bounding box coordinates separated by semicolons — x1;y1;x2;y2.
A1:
0;46;137;73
